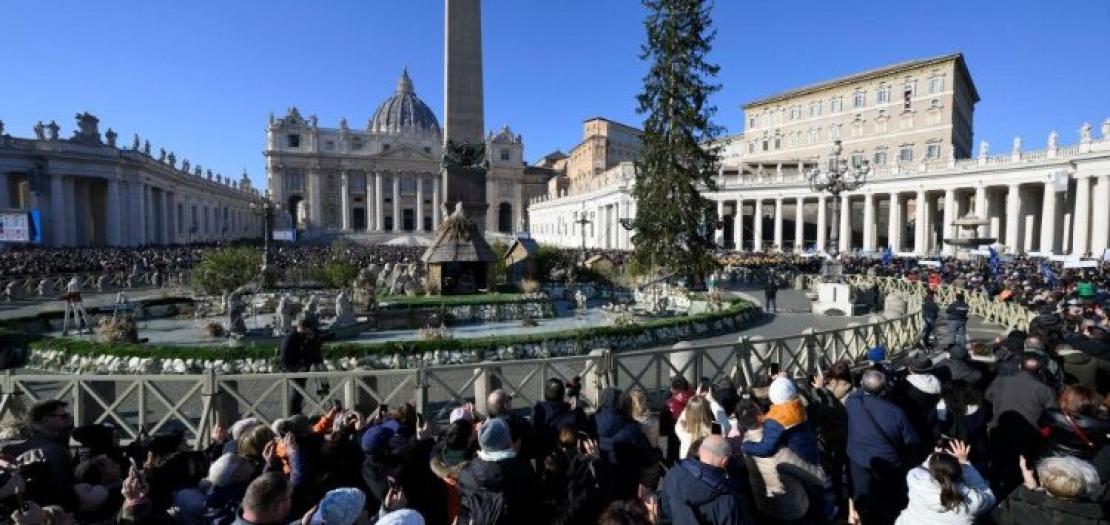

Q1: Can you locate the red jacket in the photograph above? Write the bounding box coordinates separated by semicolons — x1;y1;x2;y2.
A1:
665;389;694;419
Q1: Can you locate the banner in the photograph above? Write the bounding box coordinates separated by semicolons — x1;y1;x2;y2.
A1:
272;229;296;242
0;210;31;242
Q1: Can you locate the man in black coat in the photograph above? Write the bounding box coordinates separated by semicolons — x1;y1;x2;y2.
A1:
921;290;939;348
947;293;970;348
531;378;587;460
279;319;325;415
764;275;780;313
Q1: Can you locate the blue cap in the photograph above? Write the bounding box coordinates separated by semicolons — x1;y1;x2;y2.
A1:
867;345;886;363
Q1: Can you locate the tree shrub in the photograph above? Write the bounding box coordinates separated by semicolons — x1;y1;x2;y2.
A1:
190;247;262;295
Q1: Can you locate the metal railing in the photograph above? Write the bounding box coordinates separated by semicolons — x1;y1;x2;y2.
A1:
0;274;1033;448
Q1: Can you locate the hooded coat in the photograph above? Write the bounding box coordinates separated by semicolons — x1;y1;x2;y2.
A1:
894;461;995;525
594;388;654;496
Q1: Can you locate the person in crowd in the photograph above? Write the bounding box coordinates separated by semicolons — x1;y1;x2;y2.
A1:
947;293;970;349
3;400;76;509
1038;385;1110;467
845;370;920;525
890;352;943;450
278;319;325;416
807;364;852;502
934;344;984;387
232;472;293;525
1056;342;1099;391
764;274;780;313
538;428;614;525
675;395;715;460
486;389;532;459
894;439;994;525
992;455;1110;525
922;290;940;348
1066;320;1110;360
595;388;656;498
741;377;821;465
429;418;474;525
986;354;1059;495
937;380;991;474
660;435;751;525
456;418;539;525
661;376;695;464
531;378;587;457
623;389;663;456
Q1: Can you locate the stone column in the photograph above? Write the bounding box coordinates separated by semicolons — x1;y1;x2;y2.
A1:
416;175;425;232
839;194;851;253
160;190;170;244
753;199;764;252
816;196;827;252
1038;179;1056;254
364;173;374;232
134;181;147;246
888;192;900;251
974;185;987;237
374;171;383;231
942;189;956;255
923;193;933;254
1005;184;1021;253
49;175;65;246
733;200;744;251
914;190;927;255
392;174;401;231
715;200;725;246
0;172;8;208
340;171;351;231
773;198;783;251
794;197;804;252
432;176;442;227
309;170;323;230
1073;175;1091;256
106;177;121;246
1091;174;1110;256
862;192;875;252
63;176;78;246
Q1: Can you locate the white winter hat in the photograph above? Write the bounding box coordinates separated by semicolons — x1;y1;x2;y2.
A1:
768;377;798;405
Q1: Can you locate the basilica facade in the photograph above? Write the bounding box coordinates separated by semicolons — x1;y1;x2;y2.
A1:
265;71;549;236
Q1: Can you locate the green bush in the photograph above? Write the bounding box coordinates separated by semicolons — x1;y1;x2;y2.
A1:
315;260;360;289
190;247;262;295
28;300;755;364
532;244;564;281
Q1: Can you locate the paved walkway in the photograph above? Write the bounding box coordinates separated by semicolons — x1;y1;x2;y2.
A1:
0;288;187;320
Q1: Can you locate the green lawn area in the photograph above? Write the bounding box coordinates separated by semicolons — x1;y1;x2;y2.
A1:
378;293;533;307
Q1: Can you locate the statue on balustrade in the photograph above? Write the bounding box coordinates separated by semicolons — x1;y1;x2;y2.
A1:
33;122;45;140
105;128;117;148
132;134;141;150
1080;122;1093;143
158;148;166;162
46;121;59;140
143;140;151;156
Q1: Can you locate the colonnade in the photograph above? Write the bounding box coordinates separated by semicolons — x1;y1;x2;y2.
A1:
711;174;1110;256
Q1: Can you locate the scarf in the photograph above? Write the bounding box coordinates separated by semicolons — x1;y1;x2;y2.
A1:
764;399;807;430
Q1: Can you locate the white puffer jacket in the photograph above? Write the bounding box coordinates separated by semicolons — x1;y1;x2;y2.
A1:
895;460;995;525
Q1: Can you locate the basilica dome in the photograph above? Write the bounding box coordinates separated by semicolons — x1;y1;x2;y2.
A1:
369;70;441;138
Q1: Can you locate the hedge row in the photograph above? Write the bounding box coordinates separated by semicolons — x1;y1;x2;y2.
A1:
27;299;755;362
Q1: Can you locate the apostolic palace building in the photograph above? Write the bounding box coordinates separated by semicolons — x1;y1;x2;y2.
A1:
0;113;264;247
528;53;1110;258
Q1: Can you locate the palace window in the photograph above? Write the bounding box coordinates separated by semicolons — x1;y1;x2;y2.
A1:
899;146;914;163
853;90;866;109
325;140;335;151
789;106;801;120
876;87;890;104
809;101;821;117
773;137;781;149
401;176;417;196
500;149;510;161
903;88;913;110
351;139;363;151
830;124;841;140
830;97;843;113
873;150;887;165
381;143;390;151
286;134;300;148
851;153;864;167
928;76;944;94
926;143;942;159
424;146;432;154
286;170;304;192
748;117;756;129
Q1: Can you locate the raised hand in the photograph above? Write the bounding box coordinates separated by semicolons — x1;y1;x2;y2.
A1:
946;439;971;464
210;420;228;444
1019;455;1038;489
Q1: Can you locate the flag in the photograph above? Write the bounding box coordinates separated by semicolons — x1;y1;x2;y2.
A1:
882;246;893;265
1041;261;1058;287
987;246;1001;277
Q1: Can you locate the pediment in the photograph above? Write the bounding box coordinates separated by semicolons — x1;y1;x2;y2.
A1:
372;143;437;161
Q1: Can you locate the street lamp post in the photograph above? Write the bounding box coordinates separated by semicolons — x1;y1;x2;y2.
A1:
250;195;278;282
574;209;593;264
806;140;869;277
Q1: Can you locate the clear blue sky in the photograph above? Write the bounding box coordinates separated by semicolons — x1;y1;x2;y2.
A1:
2;0;1108;190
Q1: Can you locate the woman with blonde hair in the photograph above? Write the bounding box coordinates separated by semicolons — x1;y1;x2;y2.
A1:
623;388;663;454
675;395;714;459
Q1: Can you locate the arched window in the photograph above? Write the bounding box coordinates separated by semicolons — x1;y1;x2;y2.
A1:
498;203;513;233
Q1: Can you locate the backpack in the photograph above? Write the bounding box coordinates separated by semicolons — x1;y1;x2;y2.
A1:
463;486;510;525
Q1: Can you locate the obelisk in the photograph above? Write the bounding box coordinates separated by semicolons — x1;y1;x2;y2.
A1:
441;0;488;228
